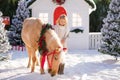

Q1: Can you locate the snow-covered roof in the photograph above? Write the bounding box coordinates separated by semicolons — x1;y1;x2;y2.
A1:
29;0;96;14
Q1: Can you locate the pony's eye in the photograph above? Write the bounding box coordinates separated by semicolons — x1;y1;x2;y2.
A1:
54;55;58;60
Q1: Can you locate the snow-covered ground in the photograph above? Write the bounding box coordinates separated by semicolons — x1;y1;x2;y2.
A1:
0;50;120;80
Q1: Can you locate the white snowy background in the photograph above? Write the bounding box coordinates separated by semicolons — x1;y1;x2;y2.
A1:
0;50;120;80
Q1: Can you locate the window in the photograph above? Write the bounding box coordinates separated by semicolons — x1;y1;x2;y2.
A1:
39;13;48;23
72;13;82;27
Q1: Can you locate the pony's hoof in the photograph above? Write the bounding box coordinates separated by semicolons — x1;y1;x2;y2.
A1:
27;65;30;68
41;72;45;74
31;68;34;73
40;69;45;74
31;70;34;73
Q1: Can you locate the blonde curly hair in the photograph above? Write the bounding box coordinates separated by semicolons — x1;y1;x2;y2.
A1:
56;14;68;26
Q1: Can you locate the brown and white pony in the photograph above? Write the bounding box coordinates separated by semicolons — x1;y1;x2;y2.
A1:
21;17;64;76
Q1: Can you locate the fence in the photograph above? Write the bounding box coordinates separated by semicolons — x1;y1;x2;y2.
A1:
11;33;102;51
89;33;102;49
11;46;26;51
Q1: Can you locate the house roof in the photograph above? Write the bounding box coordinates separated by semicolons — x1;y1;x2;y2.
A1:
85;0;96;13
84;0;96;9
29;0;96;14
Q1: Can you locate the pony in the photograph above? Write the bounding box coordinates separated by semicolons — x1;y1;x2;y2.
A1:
21;17;64;76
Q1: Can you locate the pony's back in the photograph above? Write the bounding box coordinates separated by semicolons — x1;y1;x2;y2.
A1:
21;18;43;49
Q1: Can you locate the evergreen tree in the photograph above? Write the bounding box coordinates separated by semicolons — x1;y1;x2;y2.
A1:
99;0;120;59
90;0;110;32
0;11;11;60
8;0;31;46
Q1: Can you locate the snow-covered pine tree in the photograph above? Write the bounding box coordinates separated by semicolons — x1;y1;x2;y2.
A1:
8;0;31;46
0;11;11;61
99;0;120;59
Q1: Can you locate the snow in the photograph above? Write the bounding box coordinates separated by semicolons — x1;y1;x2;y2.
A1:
0;50;120;80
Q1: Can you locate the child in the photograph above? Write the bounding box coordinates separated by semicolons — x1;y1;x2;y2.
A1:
54;14;69;50
53;14;69;74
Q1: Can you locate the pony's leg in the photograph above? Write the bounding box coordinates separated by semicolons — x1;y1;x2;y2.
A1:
31;49;37;72
58;51;66;74
47;55;52;73
36;59;39;66
58;63;65;74
26;46;32;68
40;54;46;74
35;51;39;66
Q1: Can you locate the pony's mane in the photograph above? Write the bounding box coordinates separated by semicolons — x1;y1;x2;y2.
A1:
45;29;63;52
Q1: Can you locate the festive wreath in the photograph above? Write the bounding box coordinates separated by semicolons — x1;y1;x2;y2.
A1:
70;27;84;33
52;0;66;5
38;23;54;55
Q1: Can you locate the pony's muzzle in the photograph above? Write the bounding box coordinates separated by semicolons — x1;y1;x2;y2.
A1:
50;71;57;77
51;73;56;77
